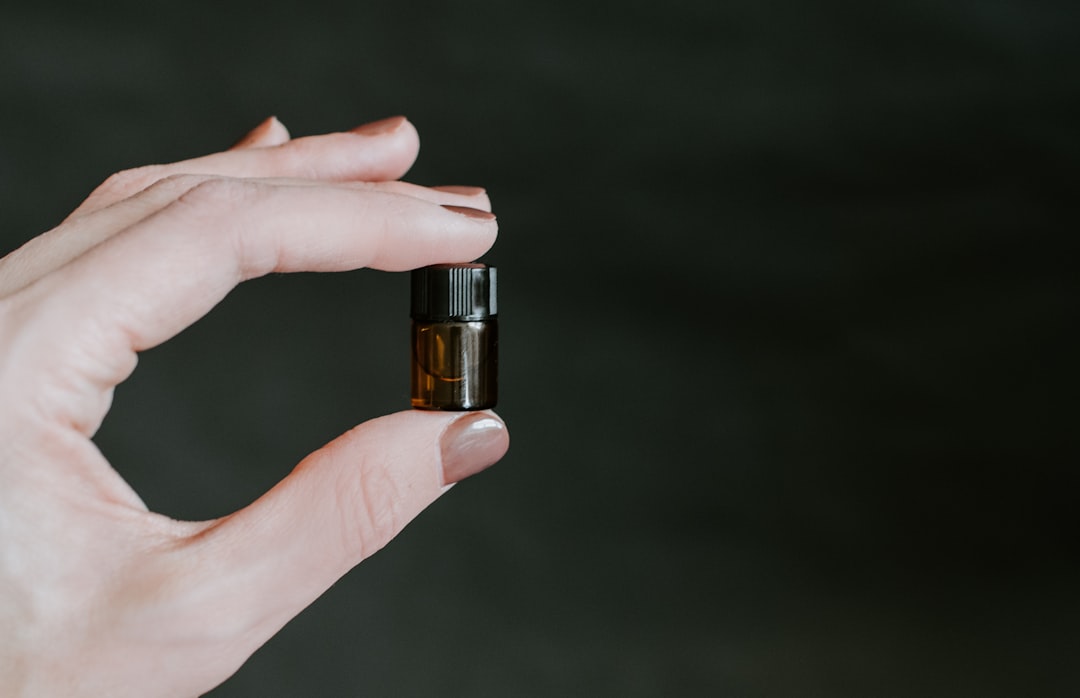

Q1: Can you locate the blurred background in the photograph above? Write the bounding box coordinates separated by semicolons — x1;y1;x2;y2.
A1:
1;0;1077;695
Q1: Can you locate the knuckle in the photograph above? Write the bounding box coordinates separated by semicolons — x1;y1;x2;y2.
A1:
167;178;278;277
125;174;216;212
173;177;261;210
336;454;405;560
152;172;211;193
71;165;170;217
98;164;162;197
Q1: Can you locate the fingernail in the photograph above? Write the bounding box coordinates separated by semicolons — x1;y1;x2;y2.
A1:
440;413;509;485
232;116;277;148
264;115;290;142
351;115;407;136
433;185;487;196
442;205;497;221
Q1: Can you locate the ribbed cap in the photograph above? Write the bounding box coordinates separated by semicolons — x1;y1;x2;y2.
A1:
411;263;497;321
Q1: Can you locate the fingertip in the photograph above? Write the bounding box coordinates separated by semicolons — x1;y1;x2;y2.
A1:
263;116;291;145
342;116;420;180
433;186;492;213
350;115;408;137
334;408;508;487
431;185;487;197
398;117;421;173
371;196;498;271
231;115;290;150
439;411;510;485
441;204;497;222
389;117;421;175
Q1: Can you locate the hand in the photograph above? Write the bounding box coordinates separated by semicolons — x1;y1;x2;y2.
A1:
0;116;509;697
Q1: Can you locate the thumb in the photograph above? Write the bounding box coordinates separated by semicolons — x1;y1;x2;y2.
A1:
184;410;508;644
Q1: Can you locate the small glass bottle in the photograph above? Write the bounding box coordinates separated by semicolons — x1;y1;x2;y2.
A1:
410;263;498;411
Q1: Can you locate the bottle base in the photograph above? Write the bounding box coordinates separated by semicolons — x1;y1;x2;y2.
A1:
411;400;498;412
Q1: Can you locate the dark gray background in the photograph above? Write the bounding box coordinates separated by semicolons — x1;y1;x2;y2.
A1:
1;1;1077;695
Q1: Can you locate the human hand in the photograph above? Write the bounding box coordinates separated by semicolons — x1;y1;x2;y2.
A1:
0;116;509;697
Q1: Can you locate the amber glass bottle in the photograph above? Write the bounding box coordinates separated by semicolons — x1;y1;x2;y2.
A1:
410;263;498;410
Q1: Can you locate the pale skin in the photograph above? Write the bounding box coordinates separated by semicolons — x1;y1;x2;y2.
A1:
0;115;509;697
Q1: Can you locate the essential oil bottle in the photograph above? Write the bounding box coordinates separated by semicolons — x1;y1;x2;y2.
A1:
410;263;498;411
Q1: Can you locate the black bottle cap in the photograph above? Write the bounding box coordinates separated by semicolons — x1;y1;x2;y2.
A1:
411;263;498;321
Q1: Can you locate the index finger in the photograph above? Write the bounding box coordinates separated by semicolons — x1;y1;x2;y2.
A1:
12;178;498;434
